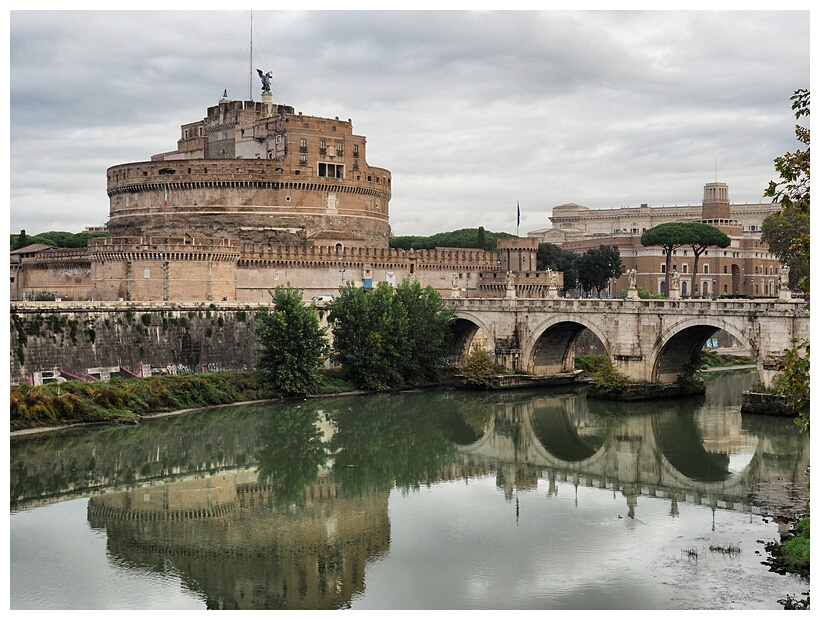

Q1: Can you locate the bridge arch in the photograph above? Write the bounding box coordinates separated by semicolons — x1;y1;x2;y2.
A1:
651;317;755;383
523;316;610;375
449;311;496;365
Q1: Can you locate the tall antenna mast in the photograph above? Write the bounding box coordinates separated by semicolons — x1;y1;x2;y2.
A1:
249;11;253;101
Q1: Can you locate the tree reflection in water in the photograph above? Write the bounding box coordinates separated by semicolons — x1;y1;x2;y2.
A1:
255;404;328;507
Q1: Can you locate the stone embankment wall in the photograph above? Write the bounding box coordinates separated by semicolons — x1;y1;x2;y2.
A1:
10;302;262;387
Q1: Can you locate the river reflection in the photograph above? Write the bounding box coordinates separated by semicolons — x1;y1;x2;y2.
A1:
10;371;810;610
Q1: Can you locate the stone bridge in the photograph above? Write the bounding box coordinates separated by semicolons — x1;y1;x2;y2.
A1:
447;296;809;386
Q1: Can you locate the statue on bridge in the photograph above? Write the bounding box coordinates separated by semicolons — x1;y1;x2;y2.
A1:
670;269;680;290
627;268;637;289
779;265;790;290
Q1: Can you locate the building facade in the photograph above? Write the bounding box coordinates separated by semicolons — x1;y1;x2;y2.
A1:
548;183;782;298
528;192;778;245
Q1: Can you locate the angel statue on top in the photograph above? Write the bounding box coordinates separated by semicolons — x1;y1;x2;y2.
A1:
257;69;272;93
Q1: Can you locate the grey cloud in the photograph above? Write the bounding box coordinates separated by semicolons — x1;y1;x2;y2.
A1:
9;10;809;238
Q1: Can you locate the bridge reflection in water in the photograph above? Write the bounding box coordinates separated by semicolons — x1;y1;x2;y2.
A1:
10;372;809;609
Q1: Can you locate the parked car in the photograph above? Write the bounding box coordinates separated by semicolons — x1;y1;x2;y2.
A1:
311;294;334;303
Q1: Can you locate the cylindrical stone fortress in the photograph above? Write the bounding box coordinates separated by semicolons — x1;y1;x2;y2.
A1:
106;95;392;248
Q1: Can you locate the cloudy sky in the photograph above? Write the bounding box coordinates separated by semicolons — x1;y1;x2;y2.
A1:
8;9;811;239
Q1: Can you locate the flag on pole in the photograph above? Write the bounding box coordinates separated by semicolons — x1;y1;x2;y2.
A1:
163;180;169;208
517;202;520;226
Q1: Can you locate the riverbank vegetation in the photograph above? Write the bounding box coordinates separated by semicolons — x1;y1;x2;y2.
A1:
9;370;356;432
765;516;810;609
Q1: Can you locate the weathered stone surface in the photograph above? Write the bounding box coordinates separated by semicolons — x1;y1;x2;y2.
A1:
10;303;259;386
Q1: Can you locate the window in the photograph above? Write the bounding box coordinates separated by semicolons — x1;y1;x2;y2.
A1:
703;264;709;274
299;154;307;165
318;162;345;178
661;264;666;273
723;266;728;274
320;140;326;154
682;264;688;273
300;139;307;152
353;145;359;157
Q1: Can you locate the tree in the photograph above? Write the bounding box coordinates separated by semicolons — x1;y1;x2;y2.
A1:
641;222;728;296
761;209;810;290
389;228;516;252
557;252;580;294
10;229;109;251
536;242;564;271
537;242;581;294
683;223;731;297
641;223;690;294
393;278;455;383
578;245;623;297
16;230;28;250
328;279;454;390
476;226;487;250
328;282;404;390
765;89;810;215
764;89;809;432
255;285;329;396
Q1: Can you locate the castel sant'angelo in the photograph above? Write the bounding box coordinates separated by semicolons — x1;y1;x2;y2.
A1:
12;72;783;304
13;76;551;303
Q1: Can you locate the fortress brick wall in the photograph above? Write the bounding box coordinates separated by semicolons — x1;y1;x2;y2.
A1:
16;248;93;301
236;243;499;302
10;303;261;387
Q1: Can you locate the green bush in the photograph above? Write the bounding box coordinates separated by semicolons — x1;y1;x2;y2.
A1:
590;357;630;393
575;354;607;373
461;346;496;387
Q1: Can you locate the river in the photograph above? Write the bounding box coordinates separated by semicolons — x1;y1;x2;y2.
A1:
9;370;810;610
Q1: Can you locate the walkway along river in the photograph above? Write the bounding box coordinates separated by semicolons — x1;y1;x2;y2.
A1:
10;370;810;610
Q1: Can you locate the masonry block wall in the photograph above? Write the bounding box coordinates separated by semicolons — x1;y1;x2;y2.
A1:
10;303;261;386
